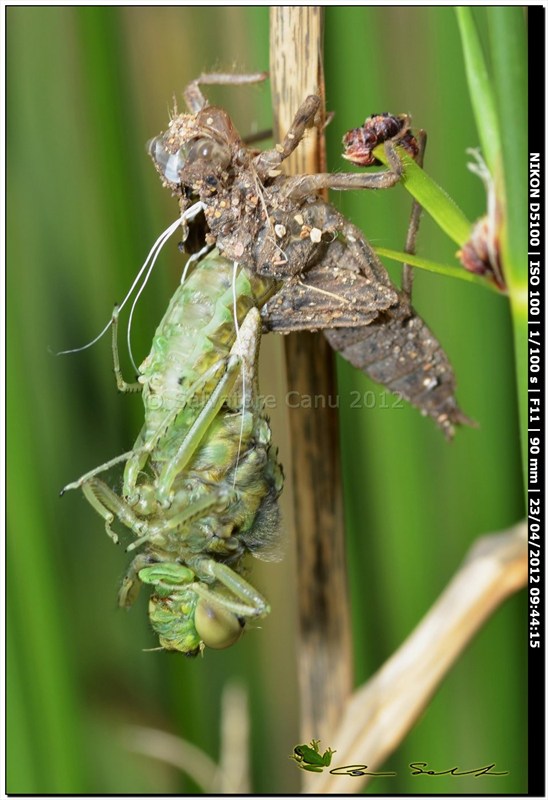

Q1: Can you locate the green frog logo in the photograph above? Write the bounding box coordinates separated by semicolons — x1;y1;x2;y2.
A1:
291;739;336;773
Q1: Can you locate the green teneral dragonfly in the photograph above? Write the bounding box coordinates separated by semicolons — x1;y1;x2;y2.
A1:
63;247;283;655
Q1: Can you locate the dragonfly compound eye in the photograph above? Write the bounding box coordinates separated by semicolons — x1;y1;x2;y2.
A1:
184;137;231;170
147;136;186;185
194;596;244;649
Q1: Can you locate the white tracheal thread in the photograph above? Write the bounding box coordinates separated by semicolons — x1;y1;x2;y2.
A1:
127;240;212;371
179;242;211;286
232;260;246;491
125;219;183;371
57;202;205;361
57;216;181;357
125;203;208;371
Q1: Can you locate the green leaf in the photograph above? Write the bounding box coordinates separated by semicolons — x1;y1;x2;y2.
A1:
374;144;472;246
455;7;503;176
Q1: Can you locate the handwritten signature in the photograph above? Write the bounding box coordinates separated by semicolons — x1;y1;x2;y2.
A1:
329;762;508;777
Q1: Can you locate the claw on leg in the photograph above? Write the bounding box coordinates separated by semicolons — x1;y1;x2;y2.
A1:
111;305;142;393
82;481;119;544
183;71;268;113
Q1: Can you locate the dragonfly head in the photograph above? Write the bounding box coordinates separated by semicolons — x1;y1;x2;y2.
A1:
140;564;245;655
147;106;239;192
146;592;244;656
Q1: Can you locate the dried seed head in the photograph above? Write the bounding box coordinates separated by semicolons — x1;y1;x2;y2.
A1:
458;150;505;290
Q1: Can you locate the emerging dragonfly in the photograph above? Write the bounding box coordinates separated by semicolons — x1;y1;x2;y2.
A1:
149;73;470;437
62;248;283;655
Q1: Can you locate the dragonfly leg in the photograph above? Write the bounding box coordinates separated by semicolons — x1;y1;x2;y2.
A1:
254;95;321;177
183;71;268;113
282;167;401;203
401;129;427;298
156;308;262;503
121;355;230;498
153;359;240;505
80;469;236;557
61;448;138;493
118;553;155;608
124;487;235;553
226;306;261;411
111;305;141;392
193;559;270;619
279;109;432;203
81;477;149;544
253;95;404;194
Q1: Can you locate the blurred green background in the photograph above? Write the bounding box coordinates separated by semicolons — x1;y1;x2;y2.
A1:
7;7;526;794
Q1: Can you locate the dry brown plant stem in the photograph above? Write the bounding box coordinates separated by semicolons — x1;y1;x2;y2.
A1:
314;521;527;793
269;6;354;752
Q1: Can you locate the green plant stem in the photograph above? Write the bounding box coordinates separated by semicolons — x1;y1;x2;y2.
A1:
375;247;500;292
488;8;528;485
456;6;527;490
